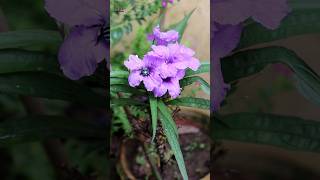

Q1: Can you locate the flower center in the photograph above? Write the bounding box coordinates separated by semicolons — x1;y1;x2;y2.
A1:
140;68;150;77
163;77;172;82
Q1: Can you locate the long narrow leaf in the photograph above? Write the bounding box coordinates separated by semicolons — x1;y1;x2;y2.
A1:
157;100;178;136
222;46;320;106
0;30;62;49
185;62;209;77
238;9;320;49
149;95;158;142
169;9;195;42
166;97;210;109
0;49;60;74
180;76;210;95
159;112;188;180
212;113;320;152
0;72;106;107
0;115;106;145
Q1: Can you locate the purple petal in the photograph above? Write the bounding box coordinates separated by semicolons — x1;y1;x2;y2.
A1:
58;26;106;80
153;84;167;97
213;0;290;29
124;55;143;71
166;80;181;99
187;57;200;71
176;70;185;80
45;0;106;26
128;70;143;87
213;23;242;57
159;63;178;79
143;74;162;91
148;26;179;45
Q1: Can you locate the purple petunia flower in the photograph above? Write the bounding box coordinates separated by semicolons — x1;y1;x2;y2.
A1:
153;70;185;98
147;25;179;46
147;43;200;79
211;0;290;111
162;0;174;7
45;0;108;80
124;55;162;91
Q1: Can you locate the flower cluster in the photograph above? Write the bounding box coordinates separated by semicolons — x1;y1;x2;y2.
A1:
124;26;200;99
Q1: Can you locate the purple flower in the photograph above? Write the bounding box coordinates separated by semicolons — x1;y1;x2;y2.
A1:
211;0;290;111
147;43;200;78
45;0;108;80
153;70;185;98
147;25;179;46
124;55;162;91
162;0;174;7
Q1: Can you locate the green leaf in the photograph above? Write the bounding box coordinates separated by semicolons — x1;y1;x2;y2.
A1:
110;77;128;85
293;74;320;106
0;30;62;49
0;115;106;145
166;97;210;109
149;95;158;142
111;98;145;107
0;72;106;107
238;9;320;49
212;113;320;152
0;49;60;74
110;84;144;94
180;76;210;95
159;111;188;180
222;47;320;106
157;100;178;136
185;62;210;77
110;70;129;78
289;0;320;10
169;9;195;42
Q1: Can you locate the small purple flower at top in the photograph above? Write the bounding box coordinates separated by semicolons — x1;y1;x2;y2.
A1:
147;43;200;79
147;25;179;46
45;0;108;80
124;55;162;91
162;0;174;7
153;70;185;98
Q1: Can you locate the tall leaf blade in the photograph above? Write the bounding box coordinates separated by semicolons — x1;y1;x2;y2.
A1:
212;113;320;152
149;95;158;142
238;9;320;49
0;49;60;74
180;76;210;95
157;100;178;136
222;46;320;106
0;30;62;49
185;62;210;77
166;97;210;109
0;115;106;145
0;72;106;107
159;111;188;180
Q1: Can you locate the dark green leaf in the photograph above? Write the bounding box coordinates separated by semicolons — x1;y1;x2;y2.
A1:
180;76;210;95
167;97;210;109
110;70;129;78
0;115;106;145
0;72;106;107
149;95;158;142
0;49;60;74
157;100;178;136
159;112;188;180
111;98;145;107
212;113;320;152
0;30;62;49
222;47;320;106
238;9;320;49
110;77;128;85
110;84;144;94
185;62;209;77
